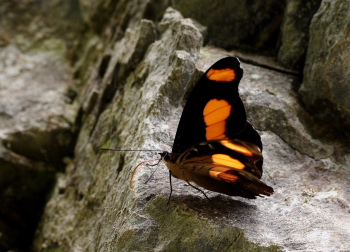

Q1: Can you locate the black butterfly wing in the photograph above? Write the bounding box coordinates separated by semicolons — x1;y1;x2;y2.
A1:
172;57;262;154
164;57;272;199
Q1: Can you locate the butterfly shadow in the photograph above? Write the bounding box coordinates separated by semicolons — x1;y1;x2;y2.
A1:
168;193;258;219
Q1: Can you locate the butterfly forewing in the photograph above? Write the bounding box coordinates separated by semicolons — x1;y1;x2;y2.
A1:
172;57;247;154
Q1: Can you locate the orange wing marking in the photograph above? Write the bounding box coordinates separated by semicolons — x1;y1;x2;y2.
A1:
205;121;227;140
217;171;239;182
209;167;239;182
212;154;245;169
207;68;236;82
203;99;231;140
220;140;254;156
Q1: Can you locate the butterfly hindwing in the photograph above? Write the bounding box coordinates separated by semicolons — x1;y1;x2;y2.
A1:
165;139;272;198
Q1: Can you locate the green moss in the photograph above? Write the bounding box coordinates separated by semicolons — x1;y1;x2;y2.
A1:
142;197;281;252
100;139;111;149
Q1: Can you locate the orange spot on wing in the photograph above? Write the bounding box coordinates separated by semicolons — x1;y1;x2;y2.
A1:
209;168;239;182
205;122;227;140
212;154;245;169
204;99;230;115
207;68;236;82
217;171;239;182
220;140;254;156
203;99;231;140
204;101;231;125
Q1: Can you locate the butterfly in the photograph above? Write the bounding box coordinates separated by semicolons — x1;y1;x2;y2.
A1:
159;57;274;199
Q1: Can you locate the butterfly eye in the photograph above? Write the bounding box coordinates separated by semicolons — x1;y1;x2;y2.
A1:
160;151;172;162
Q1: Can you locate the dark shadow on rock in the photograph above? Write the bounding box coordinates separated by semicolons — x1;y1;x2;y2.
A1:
168;194;257;218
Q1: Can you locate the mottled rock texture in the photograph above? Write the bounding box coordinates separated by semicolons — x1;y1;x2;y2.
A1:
299;0;350;137
0;46;77;250
0;1;82;250
172;0;286;52
278;0;321;70
1;1;350;252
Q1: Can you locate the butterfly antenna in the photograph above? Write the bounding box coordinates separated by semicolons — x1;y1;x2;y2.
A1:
144;158;163;184
100;148;167;190
99;148;164;152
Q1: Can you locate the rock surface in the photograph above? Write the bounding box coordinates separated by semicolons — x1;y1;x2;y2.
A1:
0;46;77;250
1;1;350;252
0;1;82;250
299;0;350;136
278;0;321;70
172;0;286;52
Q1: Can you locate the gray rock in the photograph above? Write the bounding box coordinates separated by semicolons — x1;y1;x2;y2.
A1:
0;0;83;49
0;46;77;164
299;0;350;135
239;58;334;160
0;45;77;250
159;7;207;39
278;0;321;71
172;0;286;52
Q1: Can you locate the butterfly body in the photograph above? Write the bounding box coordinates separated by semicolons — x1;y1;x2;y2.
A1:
163;57;273;199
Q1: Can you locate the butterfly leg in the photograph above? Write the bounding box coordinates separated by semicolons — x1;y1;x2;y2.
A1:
167;171;173;205
187;182;219;209
144;161;162;184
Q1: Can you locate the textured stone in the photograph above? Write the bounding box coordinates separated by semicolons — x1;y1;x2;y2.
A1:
0;46;77;164
0;144;55;249
278;0;321;71
0;0;83;49
172;0;286;52
299;0;350;136
240;59;334;160
0;3;83;248
0;45;77;250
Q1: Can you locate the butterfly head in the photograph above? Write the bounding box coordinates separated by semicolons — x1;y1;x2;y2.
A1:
159;151;171;162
